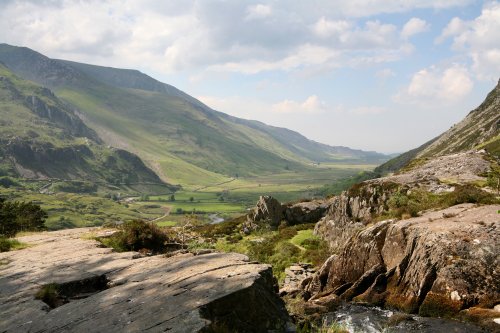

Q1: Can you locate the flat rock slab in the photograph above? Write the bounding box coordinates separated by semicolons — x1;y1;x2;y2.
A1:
0;228;290;332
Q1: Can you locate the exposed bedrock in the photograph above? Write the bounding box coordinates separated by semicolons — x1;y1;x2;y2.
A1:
305;204;500;328
0;228;292;333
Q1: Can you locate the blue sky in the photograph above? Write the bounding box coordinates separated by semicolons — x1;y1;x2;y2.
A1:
1;0;499;153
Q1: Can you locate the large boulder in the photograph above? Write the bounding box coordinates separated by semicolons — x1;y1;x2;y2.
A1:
284;200;330;225
304;204;500;328
0;228;293;333
247;196;330;229
247;195;285;227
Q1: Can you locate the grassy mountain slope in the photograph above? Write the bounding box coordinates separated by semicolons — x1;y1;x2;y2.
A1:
0;63;171;192
376;80;500;174
0;44;388;189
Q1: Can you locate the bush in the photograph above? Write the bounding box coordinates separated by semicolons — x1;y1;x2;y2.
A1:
0;177;19;188
0;198;47;237
382;185;499;220
99;220;172;253
51;181;97;193
444;185;497;206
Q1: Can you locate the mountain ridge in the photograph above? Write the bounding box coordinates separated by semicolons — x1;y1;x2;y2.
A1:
0;63;172;191
376;79;500;175
0;43;389;188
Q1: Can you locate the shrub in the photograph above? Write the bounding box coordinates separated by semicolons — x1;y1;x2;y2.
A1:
444;185;497;206
0;198;47;237
99;220;172;253
0;177;19;188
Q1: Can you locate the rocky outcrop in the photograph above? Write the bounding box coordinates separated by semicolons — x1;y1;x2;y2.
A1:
314;150;493;250
248;195;284;227
279;263;316;297
284;200;330;225
0;228;292;332
247;196;330;228
305;204;500;328
314;182;396;250
25;94;100;141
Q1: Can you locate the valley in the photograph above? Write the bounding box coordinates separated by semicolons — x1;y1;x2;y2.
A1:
0;41;499;333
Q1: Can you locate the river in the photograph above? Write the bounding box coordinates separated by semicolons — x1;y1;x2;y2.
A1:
324;304;488;333
208;213;224;224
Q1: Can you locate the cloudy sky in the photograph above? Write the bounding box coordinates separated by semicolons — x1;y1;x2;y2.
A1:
1;0;499;153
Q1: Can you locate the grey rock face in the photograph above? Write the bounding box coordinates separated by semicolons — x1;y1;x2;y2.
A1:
305;204;500;324
0;228;292;333
284;200;329;225
248;195;284;227
314;183;394;250
247;196;330;229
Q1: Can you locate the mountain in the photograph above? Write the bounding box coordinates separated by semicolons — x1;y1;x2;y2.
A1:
0;63;172;192
376;79;500;174
0;44;389;188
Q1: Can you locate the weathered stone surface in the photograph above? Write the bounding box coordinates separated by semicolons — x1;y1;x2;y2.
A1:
314;185;394;251
0;228;292;333
247;196;330;230
314;150;493;251
305;204;500;325
284;200;329;225
279;263;315;297
248;195;284;227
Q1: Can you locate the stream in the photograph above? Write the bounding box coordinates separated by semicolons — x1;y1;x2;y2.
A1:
324;304;488;333
208;214;224;224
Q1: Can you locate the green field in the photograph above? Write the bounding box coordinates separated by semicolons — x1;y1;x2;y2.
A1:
0;159;374;231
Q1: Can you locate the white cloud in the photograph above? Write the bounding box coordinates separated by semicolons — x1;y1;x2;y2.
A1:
312;17;351;38
272;95;327;113
437;2;500;81
395;64;473;105
0;0;461;77
401;18;430;39
435;17;466;44
245;4;272;20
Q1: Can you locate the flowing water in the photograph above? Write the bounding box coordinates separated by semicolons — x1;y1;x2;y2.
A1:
208;213;224;224
324;304;489;333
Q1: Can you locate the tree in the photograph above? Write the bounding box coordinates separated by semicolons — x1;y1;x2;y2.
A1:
169;194;175;202
189;196;194;202
0;198;47;237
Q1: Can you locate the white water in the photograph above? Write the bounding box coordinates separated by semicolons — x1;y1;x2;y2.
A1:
325;304;488;333
208;214;224;224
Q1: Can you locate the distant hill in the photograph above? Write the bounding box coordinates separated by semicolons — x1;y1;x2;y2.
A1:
376;79;500;175
0;63;172;192
0;44;389;188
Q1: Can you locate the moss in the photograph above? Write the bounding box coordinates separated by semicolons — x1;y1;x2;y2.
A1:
418;292;462;318
458;307;500;331
385;293;420;314
384;313;413;328
35;283;61;308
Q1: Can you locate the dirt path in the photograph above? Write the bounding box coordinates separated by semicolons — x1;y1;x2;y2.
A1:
193;177;235;192
149;206;171;223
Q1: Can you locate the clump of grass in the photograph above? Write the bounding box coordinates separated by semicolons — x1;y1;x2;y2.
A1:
35;283;61;308
0;237;29;252
381;185;499;220
296;318;349;333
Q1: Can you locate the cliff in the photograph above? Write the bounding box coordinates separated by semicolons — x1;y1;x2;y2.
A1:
304;204;500;330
